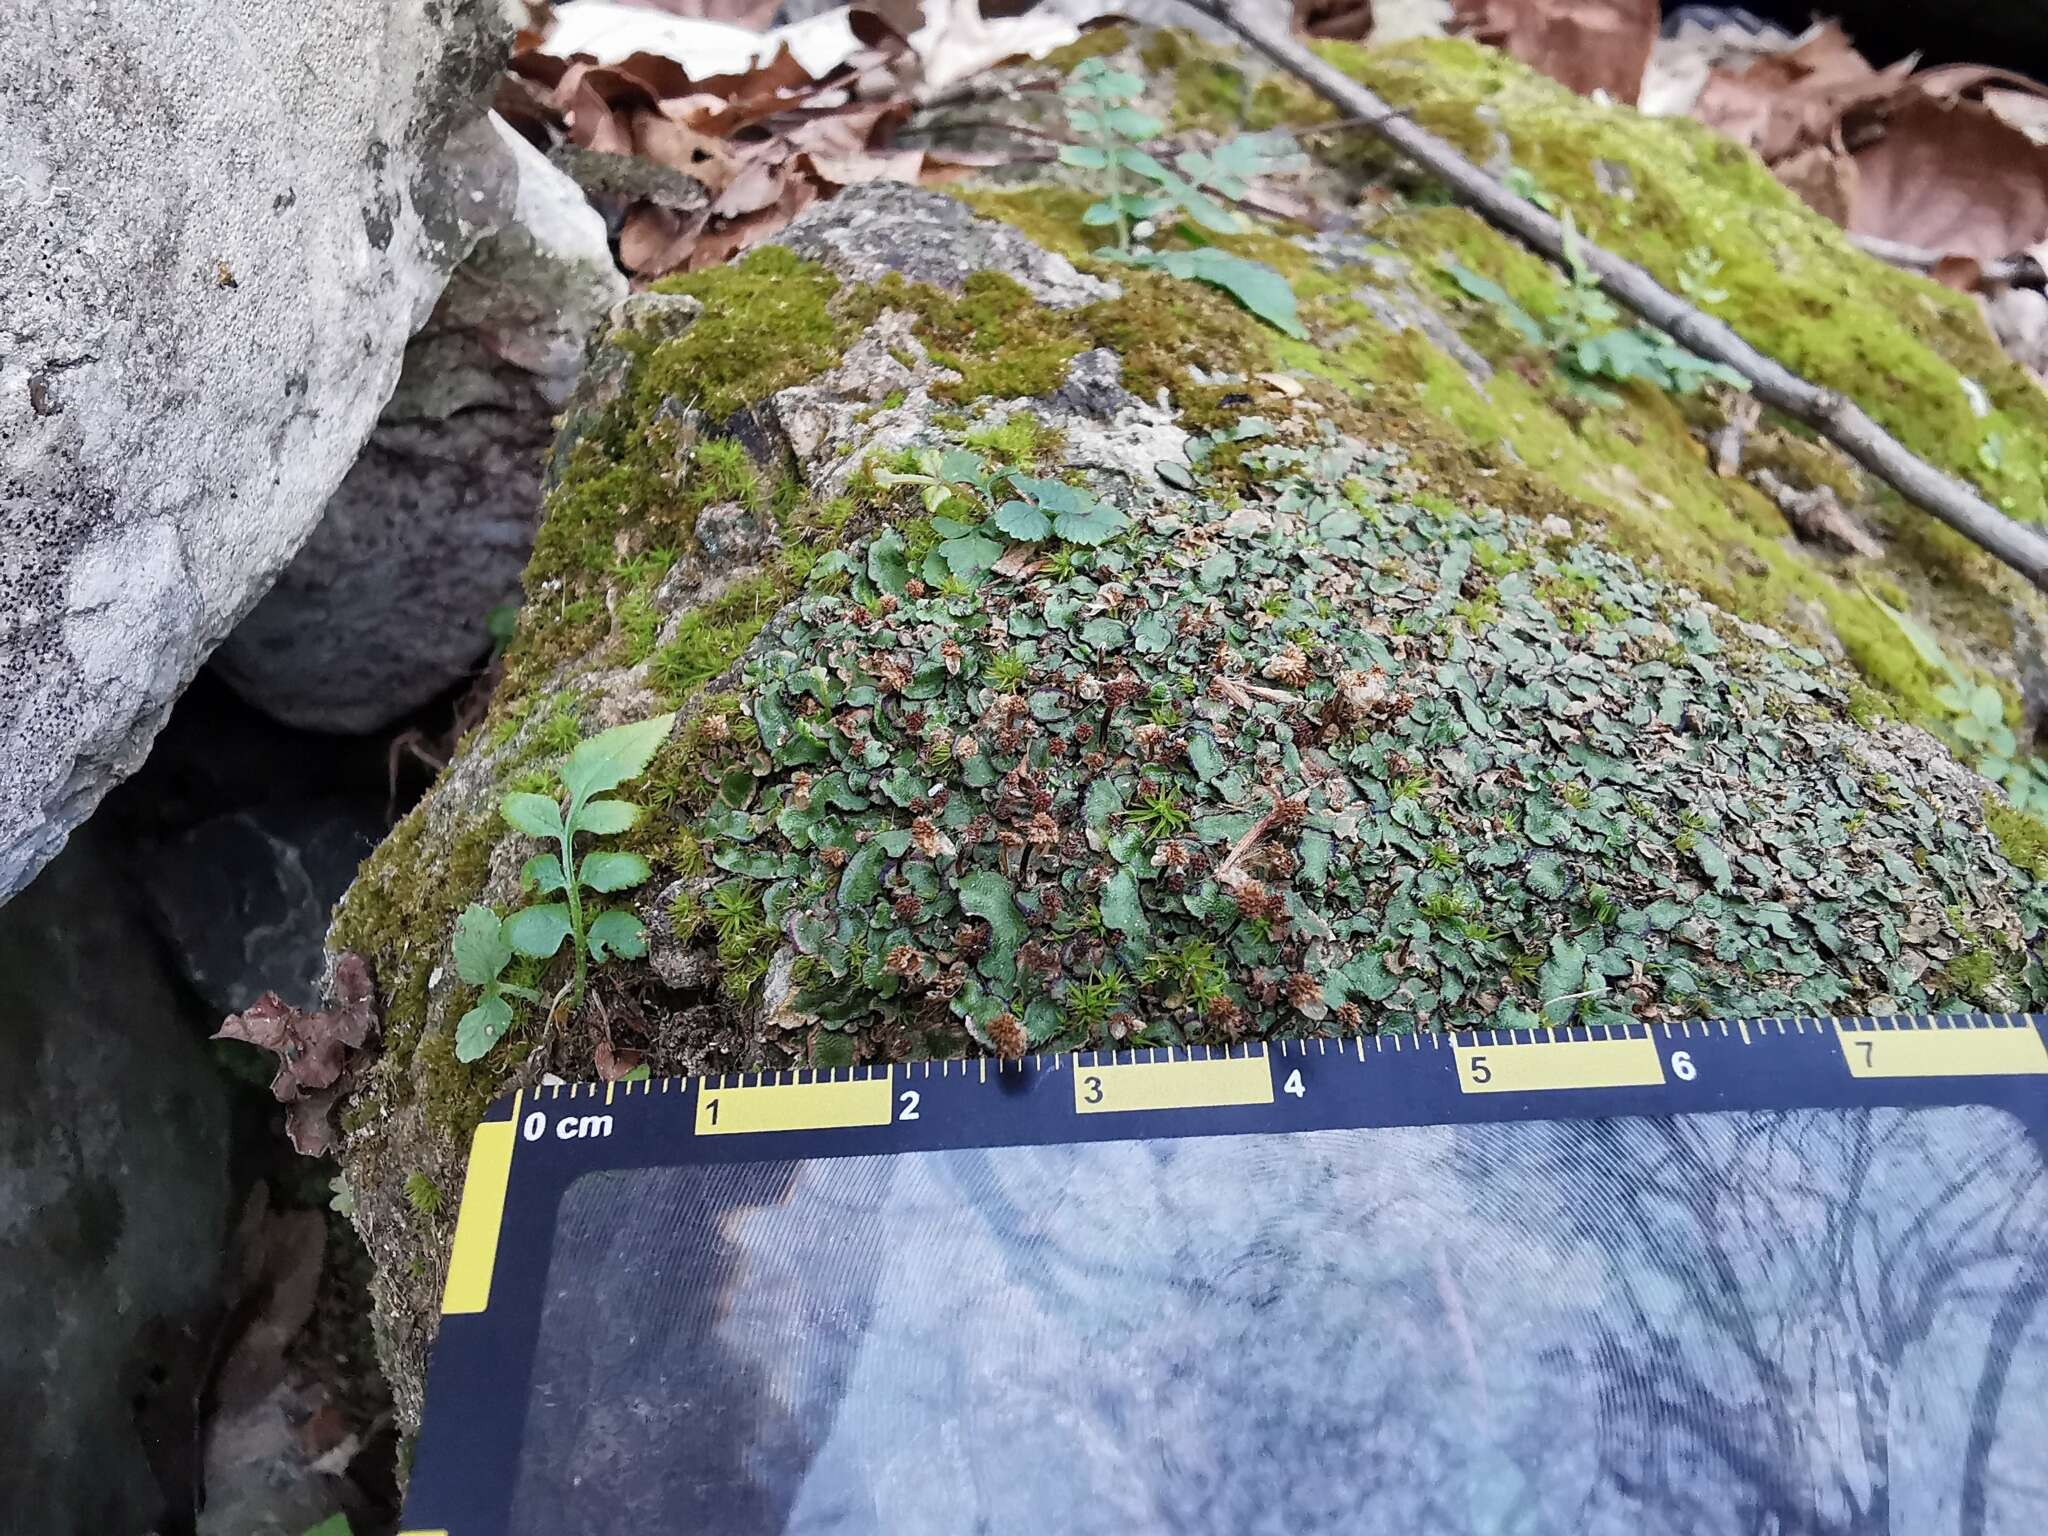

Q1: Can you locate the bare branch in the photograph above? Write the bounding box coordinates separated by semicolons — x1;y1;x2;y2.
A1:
1175;0;2048;592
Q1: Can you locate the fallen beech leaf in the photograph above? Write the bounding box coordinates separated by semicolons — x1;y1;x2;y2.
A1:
618;201;706;273
803;148;930;187
911;0;1082;91
1689;22;1911;162
592;1038;646;1080
1452;0;1659;104
1771;140;1856;228
1847;93;2048;265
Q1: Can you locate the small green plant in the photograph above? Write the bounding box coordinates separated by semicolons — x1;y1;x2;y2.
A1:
875;446;1130;562
1128;784;1193;840
452;713;676;1063
403;1171;442;1217
1062;966;1130;1033
1863;584;2048;814
987;650;1030;692
1442;212;1747;406
1675;245;1729;307
1059;58;1305;338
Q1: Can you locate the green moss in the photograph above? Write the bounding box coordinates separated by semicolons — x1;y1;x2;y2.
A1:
644;246;844;420
965;411;1062;466
1326;37;2048;523
1985;795;2048;877
1039;24;1129;71
650;570;785;702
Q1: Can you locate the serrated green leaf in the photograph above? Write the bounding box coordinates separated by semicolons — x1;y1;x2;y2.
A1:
1050;499;1129;547
939;532;1004;581
1692;838;1732;889
504;903;573;959
1526;851;1567;900
455;993;515;1064
1299;828;1332;885
452;903;511;986
579;850;652;893
559;713;677;804
587;909;648;963
1084;777;1125;830
501;792;564;839
994;498;1052;540
1100;869;1148;939
573;798;641;835
1344;953;1399;1002
1439;260;1545;345
521;853;568;897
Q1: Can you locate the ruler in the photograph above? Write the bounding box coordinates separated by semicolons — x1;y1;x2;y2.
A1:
403;1013;2048;1536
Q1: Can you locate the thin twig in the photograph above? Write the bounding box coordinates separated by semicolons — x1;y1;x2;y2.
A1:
1849;234;2045;292
1176;0;2048;591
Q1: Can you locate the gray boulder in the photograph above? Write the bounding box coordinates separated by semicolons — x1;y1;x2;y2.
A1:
213;118;628;734
0;825;232;1532
0;0;507;903
141;796;386;1019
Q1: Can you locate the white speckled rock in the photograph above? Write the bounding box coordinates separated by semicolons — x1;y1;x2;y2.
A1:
213;117;628;734
0;0;506;902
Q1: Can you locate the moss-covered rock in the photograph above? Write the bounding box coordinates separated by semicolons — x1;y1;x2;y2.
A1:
330;30;2048;1427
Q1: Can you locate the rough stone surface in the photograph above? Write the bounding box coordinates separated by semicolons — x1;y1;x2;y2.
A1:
215;117;627;734
0;0;505;901
776;180;1118;308
0;825;232;1531
142;797;386;1017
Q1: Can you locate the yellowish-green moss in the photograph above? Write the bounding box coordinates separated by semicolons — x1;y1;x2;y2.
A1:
1327;37;2048;522
1985;794;2048;877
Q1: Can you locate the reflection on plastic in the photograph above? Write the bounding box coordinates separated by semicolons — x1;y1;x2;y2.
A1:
509;1107;2048;1535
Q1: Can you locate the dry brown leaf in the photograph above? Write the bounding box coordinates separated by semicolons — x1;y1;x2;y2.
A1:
216;953;378;1156
1772;140;1856;227
1847;93;2048;264
1690;22;1912;162
624;0;784;28
1452;0;1659;104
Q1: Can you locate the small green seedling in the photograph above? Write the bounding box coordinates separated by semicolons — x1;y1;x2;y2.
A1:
1059;57;1306;338
1440;210;1747;405
1862;583;2048;814
452;712;676;1063
873;448;1130;577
